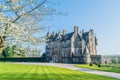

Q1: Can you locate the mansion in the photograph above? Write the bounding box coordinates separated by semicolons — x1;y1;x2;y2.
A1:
45;26;110;64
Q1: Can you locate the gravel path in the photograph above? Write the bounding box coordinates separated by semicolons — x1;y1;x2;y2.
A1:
11;62;120;79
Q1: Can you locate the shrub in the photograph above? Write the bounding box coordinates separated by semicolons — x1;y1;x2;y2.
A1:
89;62;93;66
98;64;101;68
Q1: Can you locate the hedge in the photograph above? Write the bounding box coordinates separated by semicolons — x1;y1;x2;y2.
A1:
0;57;42;62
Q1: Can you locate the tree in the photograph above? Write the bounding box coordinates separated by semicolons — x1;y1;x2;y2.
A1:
0;0;62;56
1;46;13;57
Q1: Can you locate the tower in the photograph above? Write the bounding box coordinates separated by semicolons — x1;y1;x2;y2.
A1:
88;29;96;55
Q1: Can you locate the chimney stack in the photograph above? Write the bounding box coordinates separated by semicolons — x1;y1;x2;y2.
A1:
82;29;84;33
74;26;78;33
74;26;78;37
52;31;54;36
63;29;67;35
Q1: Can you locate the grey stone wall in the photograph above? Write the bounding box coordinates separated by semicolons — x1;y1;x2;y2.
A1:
91;55;112;64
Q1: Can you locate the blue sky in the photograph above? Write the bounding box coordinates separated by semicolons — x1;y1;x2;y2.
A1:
43;0;120;55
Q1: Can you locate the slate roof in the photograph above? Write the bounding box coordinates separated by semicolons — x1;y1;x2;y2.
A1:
76;34;82;41
49;31;89;42
49;32;74;41
62;32;74;41
53;33;58;41
82;32;89;41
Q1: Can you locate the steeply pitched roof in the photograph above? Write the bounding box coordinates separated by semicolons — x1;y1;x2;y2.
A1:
83;32;89;37
49;32;74;41
62;32;74;41
76;34;82;41
53;33;58;41
82;32;89;41
48;31;90;42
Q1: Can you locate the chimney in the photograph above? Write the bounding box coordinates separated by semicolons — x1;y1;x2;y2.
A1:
63;29;67;35
58;31;60;34
82;29;84;33
52;31;54;36
90;29;94;33
74;26;78;37
74;26;78;33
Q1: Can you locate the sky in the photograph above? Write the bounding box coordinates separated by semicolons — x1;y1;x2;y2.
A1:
43;0;120;55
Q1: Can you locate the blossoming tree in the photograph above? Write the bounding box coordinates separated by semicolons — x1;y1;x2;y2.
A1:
0;0;60;57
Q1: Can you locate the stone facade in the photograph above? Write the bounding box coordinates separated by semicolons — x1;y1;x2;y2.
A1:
45;26;100;64
91;55;112;64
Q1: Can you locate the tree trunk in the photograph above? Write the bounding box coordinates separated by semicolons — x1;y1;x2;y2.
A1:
0;36;5;53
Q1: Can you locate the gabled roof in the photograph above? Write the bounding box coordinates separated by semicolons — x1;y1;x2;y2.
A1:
48;30;90;42
62;32;74;41
53;33;58;41
82;32;89;41
49;32;74;41
76;33;82;41
53;33;62;41
49;35;54;39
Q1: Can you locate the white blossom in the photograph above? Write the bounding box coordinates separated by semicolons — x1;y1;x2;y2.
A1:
0;0;48;56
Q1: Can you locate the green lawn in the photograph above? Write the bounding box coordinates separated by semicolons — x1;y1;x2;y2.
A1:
0;63;119;80
75;64;120;73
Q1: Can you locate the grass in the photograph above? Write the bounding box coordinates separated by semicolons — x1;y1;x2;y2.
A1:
75;64;120;73
0;62;119;80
